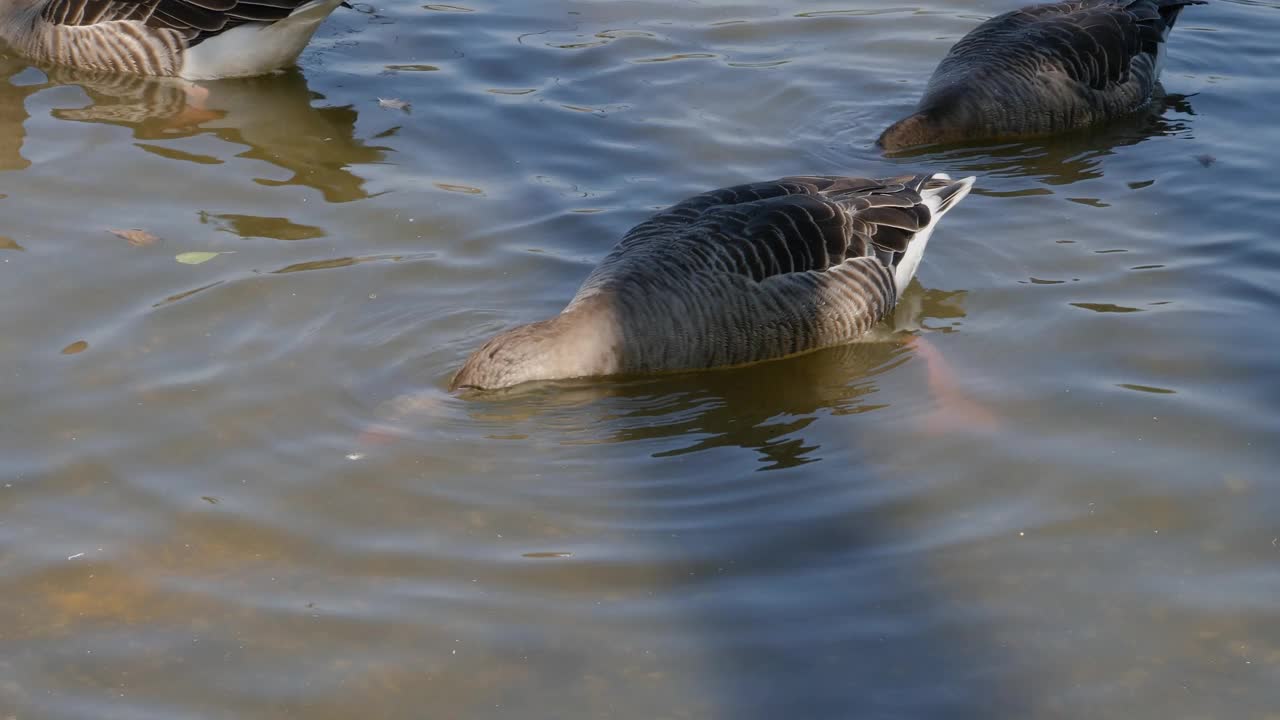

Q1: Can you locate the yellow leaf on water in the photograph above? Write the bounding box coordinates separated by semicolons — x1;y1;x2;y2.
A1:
175;251;229;265
61;340;88;355
109;229;161;247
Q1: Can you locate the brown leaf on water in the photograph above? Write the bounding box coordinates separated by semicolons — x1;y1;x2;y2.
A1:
0;235;23;251
61;340;89;355
109;228;161;247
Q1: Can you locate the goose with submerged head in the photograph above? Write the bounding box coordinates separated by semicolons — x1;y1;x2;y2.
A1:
878;0;1206;149
452;173;976;391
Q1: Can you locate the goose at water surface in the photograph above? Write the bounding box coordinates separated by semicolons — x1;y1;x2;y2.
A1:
0;0;344;78
451;173;976;391
878;0;1205;149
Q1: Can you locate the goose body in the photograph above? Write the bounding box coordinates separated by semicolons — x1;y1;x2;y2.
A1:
0;0;343;79
451;173;975;391
878;0;1205;149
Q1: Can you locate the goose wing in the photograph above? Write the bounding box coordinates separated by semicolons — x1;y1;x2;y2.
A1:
612;174;938;282
950;0;1204;91
40;0;321;43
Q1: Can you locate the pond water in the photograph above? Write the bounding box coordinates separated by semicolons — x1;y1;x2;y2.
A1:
1;1;1278;718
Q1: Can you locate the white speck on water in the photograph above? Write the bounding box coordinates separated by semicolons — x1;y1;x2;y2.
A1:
346;452;365;461
67;552;85;560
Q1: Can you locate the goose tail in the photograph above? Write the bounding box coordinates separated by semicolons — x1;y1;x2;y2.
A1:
893;173;975;291
1147;0;1208;32
921;173;976;216
178;0;345;79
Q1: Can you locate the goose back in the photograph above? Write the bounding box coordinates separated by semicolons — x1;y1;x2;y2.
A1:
451;174;975;391
878;0;1206;148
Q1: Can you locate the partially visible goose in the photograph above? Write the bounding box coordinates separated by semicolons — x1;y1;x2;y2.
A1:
0;0;345;79
878;0;1205;149
451;173;976;391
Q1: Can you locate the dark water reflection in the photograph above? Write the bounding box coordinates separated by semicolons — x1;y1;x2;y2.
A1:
0;54;40;171
2;1;1279;718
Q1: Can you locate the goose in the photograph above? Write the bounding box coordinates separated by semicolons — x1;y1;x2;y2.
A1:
451;173;976;391
0;0;345;79
877;0;1205;149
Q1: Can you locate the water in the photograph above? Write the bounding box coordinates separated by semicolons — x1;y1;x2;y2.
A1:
1;1;1278;718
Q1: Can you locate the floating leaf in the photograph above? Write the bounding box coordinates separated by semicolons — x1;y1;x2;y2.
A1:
110;228;161;247
175;251;230;265
433;182;484;195
0;235;23;251
377;97;411;111
1117;383;1176;395
1070;302;1143;314
61;340;89;355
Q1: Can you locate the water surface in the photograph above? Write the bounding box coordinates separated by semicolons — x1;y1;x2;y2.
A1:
2;1;1278;718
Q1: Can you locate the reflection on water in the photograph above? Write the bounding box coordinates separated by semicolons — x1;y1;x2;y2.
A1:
0;53;42;171
198;210;327;241
0;60;387;202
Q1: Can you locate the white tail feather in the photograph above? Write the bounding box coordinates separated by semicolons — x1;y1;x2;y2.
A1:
892;173;976;292
179;0;343;79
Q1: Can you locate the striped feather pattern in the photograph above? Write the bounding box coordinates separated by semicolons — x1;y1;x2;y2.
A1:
40;0;313;42
25;19;186;75
451;174;976;391
878;0;1206;148
1;0;337;77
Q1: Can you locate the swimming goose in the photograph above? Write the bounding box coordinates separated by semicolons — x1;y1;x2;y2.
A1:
877;0;1205;149
0;0;344;78
451;173;976;391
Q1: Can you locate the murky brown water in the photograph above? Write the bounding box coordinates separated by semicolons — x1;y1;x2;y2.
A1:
2;1;1278;718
